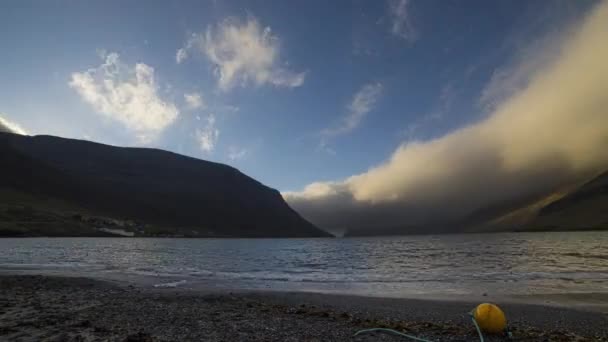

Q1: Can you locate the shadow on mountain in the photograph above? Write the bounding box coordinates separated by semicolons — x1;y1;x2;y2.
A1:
0;133;331;238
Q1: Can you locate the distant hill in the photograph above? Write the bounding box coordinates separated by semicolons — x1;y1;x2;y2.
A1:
0;132;331;238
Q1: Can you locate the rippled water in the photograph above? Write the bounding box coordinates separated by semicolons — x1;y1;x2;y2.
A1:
0;231;607;297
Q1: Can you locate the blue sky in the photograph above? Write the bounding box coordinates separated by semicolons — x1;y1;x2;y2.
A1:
0;0;603;221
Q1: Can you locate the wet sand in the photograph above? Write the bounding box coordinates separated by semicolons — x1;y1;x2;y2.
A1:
0;275;606;341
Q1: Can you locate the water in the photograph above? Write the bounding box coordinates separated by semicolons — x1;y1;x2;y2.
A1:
0;231;607;298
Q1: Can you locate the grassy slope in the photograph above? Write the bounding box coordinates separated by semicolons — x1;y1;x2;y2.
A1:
0;188;238;237
0;188;100;236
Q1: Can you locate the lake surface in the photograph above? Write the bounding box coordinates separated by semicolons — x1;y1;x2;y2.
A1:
1;231;607;298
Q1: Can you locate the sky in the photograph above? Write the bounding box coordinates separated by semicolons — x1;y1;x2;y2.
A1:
2;0;607;234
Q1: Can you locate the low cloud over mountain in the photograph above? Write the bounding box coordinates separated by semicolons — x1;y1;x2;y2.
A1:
285;1;608;235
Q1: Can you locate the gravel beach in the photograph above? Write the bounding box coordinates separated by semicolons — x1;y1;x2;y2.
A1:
0;275;606;341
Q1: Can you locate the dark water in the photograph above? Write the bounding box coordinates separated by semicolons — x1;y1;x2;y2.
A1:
0;231;607;298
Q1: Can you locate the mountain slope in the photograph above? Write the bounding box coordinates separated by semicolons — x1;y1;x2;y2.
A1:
527;171;608;231
0;132;331;237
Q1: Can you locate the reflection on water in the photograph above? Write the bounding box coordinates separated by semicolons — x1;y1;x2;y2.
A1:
0;231;607;297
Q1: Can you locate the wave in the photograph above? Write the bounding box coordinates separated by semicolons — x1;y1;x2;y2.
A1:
562;252;608;260
153;280;187;288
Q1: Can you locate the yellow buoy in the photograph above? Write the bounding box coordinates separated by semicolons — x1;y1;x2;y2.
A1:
473;303;507;334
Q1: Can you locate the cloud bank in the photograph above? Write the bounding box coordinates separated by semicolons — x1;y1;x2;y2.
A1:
285;1;608;234
69;53;179;143
0;115;28;135
177;17;306;91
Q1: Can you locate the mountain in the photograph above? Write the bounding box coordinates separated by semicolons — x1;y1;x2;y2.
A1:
0;132;331;238
526;171;608;231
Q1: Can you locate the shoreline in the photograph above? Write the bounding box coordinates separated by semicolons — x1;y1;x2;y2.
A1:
4;267;608;314
2;228;607;238
1;274;606;341
4;267;608;315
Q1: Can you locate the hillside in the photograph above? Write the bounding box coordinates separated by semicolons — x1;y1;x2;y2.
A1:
526;171;608;231
0;132;331;238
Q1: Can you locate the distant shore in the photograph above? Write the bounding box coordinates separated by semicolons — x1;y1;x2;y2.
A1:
0;275;606;341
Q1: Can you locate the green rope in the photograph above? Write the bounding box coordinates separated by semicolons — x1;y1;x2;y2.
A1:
469;313;485;342
352;312;486;342
353;328;434;342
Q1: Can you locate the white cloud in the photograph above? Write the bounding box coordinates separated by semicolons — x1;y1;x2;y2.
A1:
286;1;608;233
175;34;198;64
69;53;179;143
0;115;28;135
196;114;219;153
177;17;306;91
176;48;188;64
388;0;417;42
184;92;205;110
222;104;240;113
321;82;383;147
228;146;248;161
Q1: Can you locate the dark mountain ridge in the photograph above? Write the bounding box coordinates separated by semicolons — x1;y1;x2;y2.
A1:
0;132;331;237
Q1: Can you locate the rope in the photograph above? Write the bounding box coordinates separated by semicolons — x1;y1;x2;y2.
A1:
352;312;486;342
469;313;485;342
353;328;434;342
